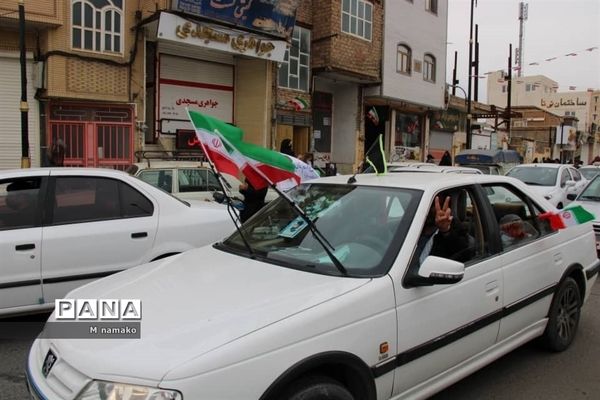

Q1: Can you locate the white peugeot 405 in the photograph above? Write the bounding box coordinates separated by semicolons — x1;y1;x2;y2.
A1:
27;173;599;400
0;167;235;317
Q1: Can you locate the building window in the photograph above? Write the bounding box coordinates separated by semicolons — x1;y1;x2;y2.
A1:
423;54;435;82
341;0;373;41
425;0;438;14
72;0;123;54
397;44;412;75
278;26;310;91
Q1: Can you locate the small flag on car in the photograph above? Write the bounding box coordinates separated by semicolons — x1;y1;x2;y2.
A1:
539;205;595;230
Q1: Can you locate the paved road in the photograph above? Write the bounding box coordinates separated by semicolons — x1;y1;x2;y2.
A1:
1;281;598;399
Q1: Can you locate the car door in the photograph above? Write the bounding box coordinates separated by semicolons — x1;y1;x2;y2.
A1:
41;175;159;304
0;175;46;312
390;185;504;395
483;183;558;342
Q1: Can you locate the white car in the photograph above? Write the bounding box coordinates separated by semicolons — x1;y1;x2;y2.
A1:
506;163;587;208
0;168;235;317
578;165;600;181
388;164;483;174
27;173;599;400
128;161;279;203
569;174;600;254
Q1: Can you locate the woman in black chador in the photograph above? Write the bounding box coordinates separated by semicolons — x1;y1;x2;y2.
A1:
280;139;295;157
439;151;453;166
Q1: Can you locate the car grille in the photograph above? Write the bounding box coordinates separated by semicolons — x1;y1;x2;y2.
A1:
35;340;91;399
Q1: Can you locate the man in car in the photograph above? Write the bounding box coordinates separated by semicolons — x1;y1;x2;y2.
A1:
418;194;473;264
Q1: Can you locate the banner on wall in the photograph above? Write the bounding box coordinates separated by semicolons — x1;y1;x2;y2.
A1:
172;0;300;40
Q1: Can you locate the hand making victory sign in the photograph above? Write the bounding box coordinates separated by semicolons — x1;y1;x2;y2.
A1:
435;196;453;233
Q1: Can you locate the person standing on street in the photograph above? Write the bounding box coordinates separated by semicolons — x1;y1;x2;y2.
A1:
439;151;452;166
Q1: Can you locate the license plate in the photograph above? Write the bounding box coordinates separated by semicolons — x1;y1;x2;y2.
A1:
41;350;57;378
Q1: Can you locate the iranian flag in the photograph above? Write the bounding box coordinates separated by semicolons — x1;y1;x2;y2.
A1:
539;205;595;230
187;110;318;190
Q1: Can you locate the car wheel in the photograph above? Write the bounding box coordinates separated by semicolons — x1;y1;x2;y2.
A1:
282;375;354;400
541;277;581;352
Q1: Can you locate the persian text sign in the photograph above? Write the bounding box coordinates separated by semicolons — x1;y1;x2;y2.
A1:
172;0;299;39
158;13;287;62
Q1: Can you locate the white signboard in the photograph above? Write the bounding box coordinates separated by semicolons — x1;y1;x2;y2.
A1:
157;13;287;62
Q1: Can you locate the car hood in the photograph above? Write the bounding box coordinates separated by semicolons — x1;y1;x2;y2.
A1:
49;246;368;382
525;185;556;197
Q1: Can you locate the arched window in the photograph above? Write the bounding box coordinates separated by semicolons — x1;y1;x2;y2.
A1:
397;44;412;75
72;0;123;54
424;53;436;82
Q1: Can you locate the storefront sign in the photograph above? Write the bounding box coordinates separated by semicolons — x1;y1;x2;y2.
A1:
158;13;287;62
172;0;299;39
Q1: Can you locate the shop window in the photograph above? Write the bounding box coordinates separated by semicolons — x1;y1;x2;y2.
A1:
341;0;373;41
426;0;438;14
397;44;412;75
423;53;436;82
278;26;310;91
394;112;421;156
72;0;123;54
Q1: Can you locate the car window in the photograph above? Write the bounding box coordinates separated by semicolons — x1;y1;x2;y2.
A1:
506;166;558;186
207;171;223;191
0;178;42;230
137;169;173;193
580;168;599;180
578;176;600;200
179;169;208;193
560;169;570;187
569;168;582;181
484;184;553;251
51;177;153;224
120;182;154;217
412;187;488;268
223;184;421;277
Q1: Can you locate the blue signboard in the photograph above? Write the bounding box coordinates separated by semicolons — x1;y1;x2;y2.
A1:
172;0;299;39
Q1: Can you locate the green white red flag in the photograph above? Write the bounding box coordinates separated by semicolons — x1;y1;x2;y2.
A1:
187;110;318;190
539;205;595;230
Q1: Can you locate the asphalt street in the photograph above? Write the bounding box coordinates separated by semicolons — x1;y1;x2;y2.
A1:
1;281;598;400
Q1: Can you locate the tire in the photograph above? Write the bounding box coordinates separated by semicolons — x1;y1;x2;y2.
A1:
282;375;354;400
541;277;581;352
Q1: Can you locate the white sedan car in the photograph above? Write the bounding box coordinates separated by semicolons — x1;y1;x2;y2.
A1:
569;174;600;254
506;163;587;208
27;173;599;400
0;168;235;317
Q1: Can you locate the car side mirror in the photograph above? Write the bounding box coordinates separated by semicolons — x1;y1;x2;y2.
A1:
405;256;465;287
567;193;577;201
212;191;225;203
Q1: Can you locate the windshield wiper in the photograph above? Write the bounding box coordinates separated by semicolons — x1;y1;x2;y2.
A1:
522;181;543;186
268;184;347;276
580;195;600;201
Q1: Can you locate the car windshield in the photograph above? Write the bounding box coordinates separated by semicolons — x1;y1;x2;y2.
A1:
506;166;558;186
578;176;600;201
580;168;600;180
221;183;421;277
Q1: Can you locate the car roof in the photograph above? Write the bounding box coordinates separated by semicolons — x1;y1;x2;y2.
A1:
132;161;209;169
580;165;600;169
388;165;482;174
0;167;131;177
511;163;570;169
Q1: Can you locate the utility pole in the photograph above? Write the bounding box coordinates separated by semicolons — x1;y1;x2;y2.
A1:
19;0;30;168
466;0;476;150
452;51;458;96
474;24;479;102
507;44;513;143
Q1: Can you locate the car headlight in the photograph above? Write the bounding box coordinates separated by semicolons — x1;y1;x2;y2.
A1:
77;380;182;400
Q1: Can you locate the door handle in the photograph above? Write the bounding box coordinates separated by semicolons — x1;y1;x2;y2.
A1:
15;243;35;251
485;280;499;293
131;232;148;239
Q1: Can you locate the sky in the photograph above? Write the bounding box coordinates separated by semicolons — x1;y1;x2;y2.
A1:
446;0;600;101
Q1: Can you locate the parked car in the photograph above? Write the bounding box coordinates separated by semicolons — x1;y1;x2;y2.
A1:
578;165;600;180
0;168;235;317
127;161;279;202
505;163;587;208
27;172;599;400
568;174;600;254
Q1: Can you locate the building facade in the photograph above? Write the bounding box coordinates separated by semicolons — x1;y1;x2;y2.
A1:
364;0;448;163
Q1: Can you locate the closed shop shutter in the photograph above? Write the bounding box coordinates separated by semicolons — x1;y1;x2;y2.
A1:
158;53;234;134
0;53;40;168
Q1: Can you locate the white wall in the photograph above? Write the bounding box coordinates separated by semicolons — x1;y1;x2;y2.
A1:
381;0;448;108
314;78;359;164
